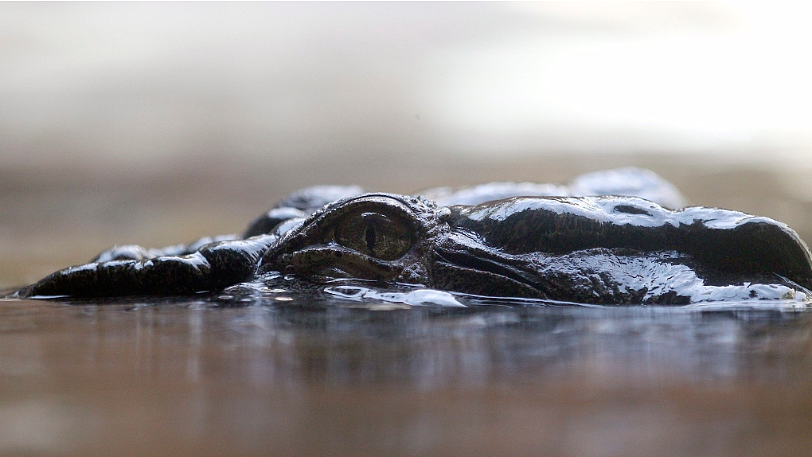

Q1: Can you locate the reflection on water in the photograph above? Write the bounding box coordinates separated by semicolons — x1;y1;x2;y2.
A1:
40;297;812;386
2;293;812;455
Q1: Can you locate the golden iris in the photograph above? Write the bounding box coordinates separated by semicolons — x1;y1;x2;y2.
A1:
333;210;414;260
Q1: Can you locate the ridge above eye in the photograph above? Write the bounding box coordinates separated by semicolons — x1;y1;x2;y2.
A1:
333;208;414;260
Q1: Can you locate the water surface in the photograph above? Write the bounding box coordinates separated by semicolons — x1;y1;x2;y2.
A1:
2;290;812;456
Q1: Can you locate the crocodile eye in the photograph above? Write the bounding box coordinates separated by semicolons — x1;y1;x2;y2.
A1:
333;210;414;260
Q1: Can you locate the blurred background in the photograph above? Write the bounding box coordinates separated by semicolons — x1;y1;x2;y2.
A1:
2;2;812;287
4;5;812;456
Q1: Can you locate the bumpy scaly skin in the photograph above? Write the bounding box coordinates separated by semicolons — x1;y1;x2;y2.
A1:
12;168;812;304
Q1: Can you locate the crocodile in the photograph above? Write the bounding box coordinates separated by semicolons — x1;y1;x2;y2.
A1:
13;168;812;305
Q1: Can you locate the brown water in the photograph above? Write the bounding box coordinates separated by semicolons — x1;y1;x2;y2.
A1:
4;158;812;456
2;296;812;456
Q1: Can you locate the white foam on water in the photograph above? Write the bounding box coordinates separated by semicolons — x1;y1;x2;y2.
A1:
324;285;466;308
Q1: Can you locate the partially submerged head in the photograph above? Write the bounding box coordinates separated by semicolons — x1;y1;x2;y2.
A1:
258;192;812;304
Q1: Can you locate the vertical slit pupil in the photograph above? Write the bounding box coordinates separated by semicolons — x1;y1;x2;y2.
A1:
365;222;377;252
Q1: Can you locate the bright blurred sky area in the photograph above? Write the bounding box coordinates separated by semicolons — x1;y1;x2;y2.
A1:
2;2;812;172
